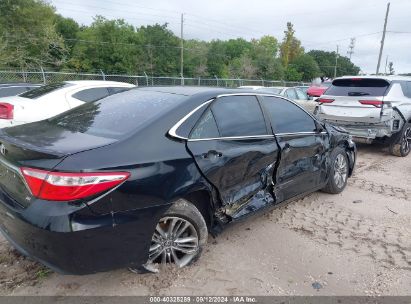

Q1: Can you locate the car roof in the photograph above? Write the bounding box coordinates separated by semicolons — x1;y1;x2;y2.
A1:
135;86;270;97
336;75;411;82
0;83;41;87
64;80;135;86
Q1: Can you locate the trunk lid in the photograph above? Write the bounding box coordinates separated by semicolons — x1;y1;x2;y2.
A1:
0;121;116;208
318;78;391;124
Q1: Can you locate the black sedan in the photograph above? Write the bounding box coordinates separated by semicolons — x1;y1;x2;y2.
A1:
0;87;356;274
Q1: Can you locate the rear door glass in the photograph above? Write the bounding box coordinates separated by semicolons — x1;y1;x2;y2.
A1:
211;95;267;137
286;89;297;99
325;78;389;96
190;109;220;139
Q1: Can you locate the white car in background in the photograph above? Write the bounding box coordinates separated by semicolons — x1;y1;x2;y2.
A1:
256;86;317;113
0;81;135;128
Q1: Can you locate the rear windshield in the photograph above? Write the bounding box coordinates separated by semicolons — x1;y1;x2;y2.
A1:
20;82;72;99
325;78;389;97
48;89;188;139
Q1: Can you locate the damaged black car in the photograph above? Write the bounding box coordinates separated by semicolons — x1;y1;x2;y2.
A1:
0;87;356;274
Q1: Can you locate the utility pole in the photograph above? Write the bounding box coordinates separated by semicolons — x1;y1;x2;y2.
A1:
180;13;184;85
384;55;389;75
376;2;390;75
334;45;339;79
347;38;356;60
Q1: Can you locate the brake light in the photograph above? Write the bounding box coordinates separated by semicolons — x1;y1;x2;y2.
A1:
20;167;130;201
0;103;14;119
358;100;383;108
318;98;334;103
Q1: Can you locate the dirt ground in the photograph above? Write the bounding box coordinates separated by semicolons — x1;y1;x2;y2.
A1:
0;143;410;296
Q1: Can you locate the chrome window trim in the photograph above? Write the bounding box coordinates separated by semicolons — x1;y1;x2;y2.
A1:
168;93;326;141
188;135;275;142
276;131;327;137
168;99;214;140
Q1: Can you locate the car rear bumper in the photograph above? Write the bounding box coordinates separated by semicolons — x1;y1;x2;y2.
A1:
0;196;169;275
320;119;393;140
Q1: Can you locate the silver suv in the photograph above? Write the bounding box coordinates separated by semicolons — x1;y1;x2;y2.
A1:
315;76;411;157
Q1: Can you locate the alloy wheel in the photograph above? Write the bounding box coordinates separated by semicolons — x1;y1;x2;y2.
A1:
333;154;348;189
147;216;199;267
401;127;411;155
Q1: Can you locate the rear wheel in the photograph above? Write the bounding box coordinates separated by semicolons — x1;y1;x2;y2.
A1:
390;124;411;157
131;199;208;273
322;146;349;194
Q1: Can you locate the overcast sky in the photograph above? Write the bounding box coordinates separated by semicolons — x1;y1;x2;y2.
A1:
50;0;411;74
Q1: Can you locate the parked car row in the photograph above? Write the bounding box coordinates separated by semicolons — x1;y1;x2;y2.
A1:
0;83;356;275
238;85;316;112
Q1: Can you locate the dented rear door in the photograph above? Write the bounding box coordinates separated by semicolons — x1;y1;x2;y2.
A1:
187;95;278;208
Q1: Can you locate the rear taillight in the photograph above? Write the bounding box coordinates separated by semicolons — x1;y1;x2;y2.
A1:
20;167;130;201
318;98;335;103
0;103;14;119
358;100;383;108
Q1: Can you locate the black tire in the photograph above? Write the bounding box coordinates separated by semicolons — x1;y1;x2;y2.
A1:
389;123;411;157
137;199;208;272
322;146;349;194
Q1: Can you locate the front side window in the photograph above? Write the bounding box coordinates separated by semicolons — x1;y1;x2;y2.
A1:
262;96;316;134
190;109;220;139
72;87;110;102
211;95;267;137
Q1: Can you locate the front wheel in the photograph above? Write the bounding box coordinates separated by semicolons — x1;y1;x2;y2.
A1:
390;124;411;157
322;146;349;194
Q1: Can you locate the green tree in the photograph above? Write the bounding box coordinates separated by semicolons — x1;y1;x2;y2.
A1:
388;62;394;75
184;39;209;77
206;40;229;78
250;36;284;80
136;23;180;76
68;16;140;73
307;50;360;77
55;14;80;55
228;53;257;79
280;22;304;67
0;0;66;69
284;66;302;81
290;54;321;81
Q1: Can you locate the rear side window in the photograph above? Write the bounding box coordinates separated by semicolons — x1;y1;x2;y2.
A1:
72;87;110;102
325;78;389;97
399;81;411;98
20;83;72;99
211;95;267;137
285;89;297;99
262;96;316;133
190;109;220;139
296;89;307;100
0;87;29;97
48;90;188;139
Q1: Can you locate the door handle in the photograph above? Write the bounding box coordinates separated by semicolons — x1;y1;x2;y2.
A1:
201;150;223;159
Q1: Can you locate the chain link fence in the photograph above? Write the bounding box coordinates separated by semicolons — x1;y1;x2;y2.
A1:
0;69;310;88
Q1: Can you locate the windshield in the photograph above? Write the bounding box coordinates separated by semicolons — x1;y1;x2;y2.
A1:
20;82;73;99
48;89;188;139
324;78;390;97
